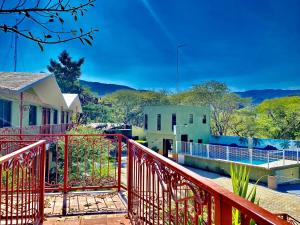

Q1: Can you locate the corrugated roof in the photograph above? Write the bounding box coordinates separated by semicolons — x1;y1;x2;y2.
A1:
0;72;51;92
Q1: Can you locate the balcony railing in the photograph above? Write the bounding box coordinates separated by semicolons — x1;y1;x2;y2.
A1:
0;140;46;225
0;124;73;135
0;134;292;225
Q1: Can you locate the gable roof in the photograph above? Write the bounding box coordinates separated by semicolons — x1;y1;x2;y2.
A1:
0;72;82;113
0;72;51;93
63;94;83;113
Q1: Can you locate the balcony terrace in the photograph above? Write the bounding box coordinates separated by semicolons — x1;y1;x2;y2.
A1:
0;133;296;225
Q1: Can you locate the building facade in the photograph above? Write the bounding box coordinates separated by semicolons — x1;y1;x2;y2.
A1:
0;72;82;134
144;105;210;156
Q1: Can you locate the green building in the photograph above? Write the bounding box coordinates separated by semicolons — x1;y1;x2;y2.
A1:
0;72;82;134
144;105;210;156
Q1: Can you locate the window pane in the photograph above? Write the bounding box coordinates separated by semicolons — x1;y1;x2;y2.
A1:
203;115;207;124
53;110;58;124
189;114;193;124
157;114;161;131
172;113;176;131
29;105;37;125
0;99;11;128
144;114;148;130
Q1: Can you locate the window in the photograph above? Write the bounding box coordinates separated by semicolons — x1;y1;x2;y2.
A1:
53;110;58;124
29;105;37;125
202;115;207;124
157;114;161;131
61;111;65;124
0;99;11;128
189;114;193;124
144;114;148;130
171;113;176;131
66;112;69;123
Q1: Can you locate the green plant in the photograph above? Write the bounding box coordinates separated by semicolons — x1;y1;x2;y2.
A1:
230;164;259;225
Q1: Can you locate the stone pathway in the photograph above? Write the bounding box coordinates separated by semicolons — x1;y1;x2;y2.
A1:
187;167;300;220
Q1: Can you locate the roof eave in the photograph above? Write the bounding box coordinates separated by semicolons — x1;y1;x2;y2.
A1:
17;74;52;93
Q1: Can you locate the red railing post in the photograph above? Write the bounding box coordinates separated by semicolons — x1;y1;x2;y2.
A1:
127;140;132;217
62;134;69;216
39;142;46;224
117;135;122;192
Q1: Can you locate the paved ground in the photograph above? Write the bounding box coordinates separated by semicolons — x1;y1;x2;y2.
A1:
44;191;127;217
187;167;300;220
44;214;131;225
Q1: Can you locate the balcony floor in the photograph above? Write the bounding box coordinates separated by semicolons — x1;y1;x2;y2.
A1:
44;214;130;225
44;191;127;217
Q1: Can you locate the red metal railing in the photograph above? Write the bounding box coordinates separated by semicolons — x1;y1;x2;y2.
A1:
0;134;125;193
127;140;289;225
0;140;46;225
0;124;73;135
277;214;300;225
0;134;291;224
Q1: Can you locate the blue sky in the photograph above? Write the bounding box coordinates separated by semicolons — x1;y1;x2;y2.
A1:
0;0;300;91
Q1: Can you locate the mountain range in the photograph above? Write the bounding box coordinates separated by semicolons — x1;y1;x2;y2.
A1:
80;79;300;104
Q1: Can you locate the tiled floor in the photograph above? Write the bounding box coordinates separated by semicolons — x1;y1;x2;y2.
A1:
44;191;127;217
44;214;131;225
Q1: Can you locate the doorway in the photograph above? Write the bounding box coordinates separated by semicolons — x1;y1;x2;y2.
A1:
42;107;51;133
163;139;173;157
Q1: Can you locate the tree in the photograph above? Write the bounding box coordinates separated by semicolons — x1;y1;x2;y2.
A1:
47;51;100;123
102;90;169;126
227;107;257;137
171;81;251;136
255;97;300;140
48;50;84;93
0;0;98;50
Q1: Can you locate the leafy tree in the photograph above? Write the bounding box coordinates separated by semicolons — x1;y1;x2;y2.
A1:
102;90;169;126
0;0;98;50
171;81;251;135
48;51;100;123
48;50;84;93
255;97;300;139
227;107;257;137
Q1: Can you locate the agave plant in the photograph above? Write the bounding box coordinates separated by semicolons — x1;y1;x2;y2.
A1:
230;164;259;225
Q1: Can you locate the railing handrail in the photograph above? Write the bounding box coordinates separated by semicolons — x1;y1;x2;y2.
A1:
0;140;46;163
129;140;289;225
0;133;126;137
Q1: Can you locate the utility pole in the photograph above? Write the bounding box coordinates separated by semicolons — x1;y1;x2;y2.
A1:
176;43;186;92
13;26;18;72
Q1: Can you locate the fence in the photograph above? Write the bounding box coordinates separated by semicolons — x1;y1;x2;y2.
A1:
127;140;289;225
0;140;46;225
176;141;300;168
0;134;126;192
0;134;291;224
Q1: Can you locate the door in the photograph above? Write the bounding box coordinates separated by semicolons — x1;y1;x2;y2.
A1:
163;139;173;157
181;135;188;153
42;108;51;133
